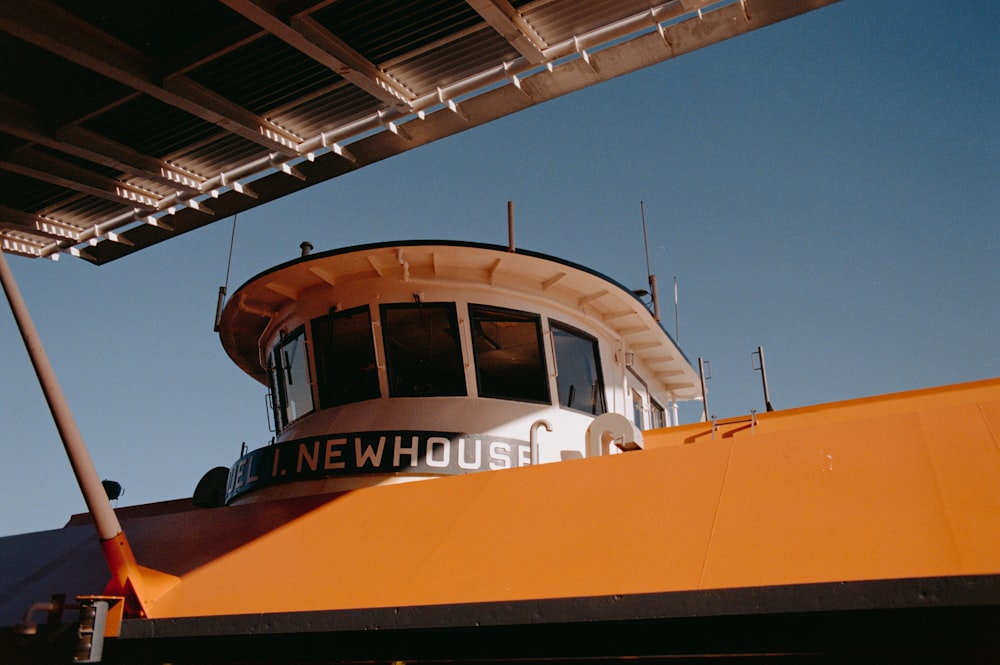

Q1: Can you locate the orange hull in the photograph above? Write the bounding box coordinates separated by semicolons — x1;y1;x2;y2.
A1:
121;378;999;618
3;377;999;661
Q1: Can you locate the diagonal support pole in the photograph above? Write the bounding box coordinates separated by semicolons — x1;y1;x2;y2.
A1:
0;248;177;618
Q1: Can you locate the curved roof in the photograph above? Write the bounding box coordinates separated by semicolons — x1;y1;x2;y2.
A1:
219;240;702;399
0;0;838;263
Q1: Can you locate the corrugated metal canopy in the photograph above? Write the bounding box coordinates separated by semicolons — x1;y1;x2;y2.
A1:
0;0;838;263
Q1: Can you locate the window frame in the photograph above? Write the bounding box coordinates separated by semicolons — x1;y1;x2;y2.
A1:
379;302;468;398
549;319;607;416
310;305;380;409
650;398;667;429
270;325;315;429
468;303;550;404
631;387;645;429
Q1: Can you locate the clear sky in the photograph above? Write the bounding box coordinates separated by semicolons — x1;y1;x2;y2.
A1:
1;0;997;537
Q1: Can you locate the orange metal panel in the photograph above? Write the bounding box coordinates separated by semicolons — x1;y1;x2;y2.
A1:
702;414;969;587
145;441;735;617
916;402;1000;568
117;378;1000;620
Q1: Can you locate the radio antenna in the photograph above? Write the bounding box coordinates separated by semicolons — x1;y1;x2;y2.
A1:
640;202;660;322
214;214;238;332
673;275;679;343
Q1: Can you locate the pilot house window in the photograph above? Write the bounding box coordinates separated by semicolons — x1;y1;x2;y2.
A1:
311;306;380;408
551;321;606;415
650;399;667;429
381;303;467;397
469;304;549;403
632;388;644;429
270;327;314;429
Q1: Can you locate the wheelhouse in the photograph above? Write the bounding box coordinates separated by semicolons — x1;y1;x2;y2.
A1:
218;241;702;503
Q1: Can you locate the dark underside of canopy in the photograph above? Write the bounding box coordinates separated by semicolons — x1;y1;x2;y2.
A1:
0;0;839;263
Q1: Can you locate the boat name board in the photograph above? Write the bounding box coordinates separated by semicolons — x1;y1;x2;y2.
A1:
226;430;531;502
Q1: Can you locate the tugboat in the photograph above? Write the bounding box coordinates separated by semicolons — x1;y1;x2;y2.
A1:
1;239;998;664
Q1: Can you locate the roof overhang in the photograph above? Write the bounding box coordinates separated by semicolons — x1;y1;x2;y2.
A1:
0;0;840;263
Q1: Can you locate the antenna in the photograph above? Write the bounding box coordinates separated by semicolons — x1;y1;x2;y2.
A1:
507;200;515;252
673;275;679;343
752;346;775;412
698;357;711;422
640;202;660;321
214;214;238;332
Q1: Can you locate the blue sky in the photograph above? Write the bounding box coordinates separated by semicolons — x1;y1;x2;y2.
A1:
1;0;997;537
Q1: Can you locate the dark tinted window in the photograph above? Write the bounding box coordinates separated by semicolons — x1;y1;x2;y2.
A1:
470;304;549;403
381;303;466;397
311;306;379;408
551;321;606;415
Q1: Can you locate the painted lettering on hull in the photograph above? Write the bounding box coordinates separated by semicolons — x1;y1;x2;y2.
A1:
226;431;529;502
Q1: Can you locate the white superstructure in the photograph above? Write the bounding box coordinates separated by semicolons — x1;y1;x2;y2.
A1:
218;241;702;502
